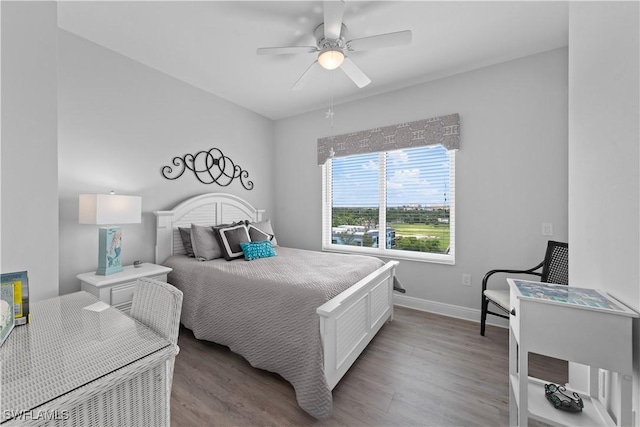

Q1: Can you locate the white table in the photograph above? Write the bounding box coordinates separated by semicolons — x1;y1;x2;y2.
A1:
508;279;638;427
0;292;177;426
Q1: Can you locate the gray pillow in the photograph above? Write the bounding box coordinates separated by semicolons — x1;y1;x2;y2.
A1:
216;223;251;260
248;219;278;246
247;224;273;243
178;227;195;257
190;223;223;261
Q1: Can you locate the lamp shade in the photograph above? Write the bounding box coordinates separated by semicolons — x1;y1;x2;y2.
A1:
79;194;141;225
318;49;344;70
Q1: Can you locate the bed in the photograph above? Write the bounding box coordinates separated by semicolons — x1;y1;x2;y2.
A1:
154;193;398;418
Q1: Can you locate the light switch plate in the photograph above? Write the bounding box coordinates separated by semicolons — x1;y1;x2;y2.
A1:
462;274;471;286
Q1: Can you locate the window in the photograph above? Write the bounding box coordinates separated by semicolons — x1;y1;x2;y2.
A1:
322;145;455;263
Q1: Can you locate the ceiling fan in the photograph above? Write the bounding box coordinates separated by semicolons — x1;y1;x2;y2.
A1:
256;1;412;90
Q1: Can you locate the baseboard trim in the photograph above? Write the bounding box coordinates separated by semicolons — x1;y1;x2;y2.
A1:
393;294;508;329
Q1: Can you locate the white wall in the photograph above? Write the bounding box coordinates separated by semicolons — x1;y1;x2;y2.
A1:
568;1;640;421
274;48;568;316
58;30;275;295
1;2;59;302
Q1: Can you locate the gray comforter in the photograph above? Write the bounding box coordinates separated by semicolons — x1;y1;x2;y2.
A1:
163;247;384;418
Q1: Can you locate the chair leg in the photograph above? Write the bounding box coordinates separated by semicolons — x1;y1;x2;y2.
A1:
480;296;488;336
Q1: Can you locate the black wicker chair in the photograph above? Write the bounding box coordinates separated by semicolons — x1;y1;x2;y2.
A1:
480;240;568;336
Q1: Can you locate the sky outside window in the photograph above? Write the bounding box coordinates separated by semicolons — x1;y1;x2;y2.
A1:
332;145;450;208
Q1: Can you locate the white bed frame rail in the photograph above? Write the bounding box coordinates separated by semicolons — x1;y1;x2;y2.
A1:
317;259;399;389
154;193;398;391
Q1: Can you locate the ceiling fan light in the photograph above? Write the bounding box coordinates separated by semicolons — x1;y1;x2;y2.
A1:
318;49;344;70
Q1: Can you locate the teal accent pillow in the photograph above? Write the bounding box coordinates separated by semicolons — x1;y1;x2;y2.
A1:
239;240;277;261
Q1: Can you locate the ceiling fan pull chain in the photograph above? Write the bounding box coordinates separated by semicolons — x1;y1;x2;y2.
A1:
326;71;336;158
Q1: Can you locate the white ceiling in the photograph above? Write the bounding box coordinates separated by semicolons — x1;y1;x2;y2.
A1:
57;1;569;120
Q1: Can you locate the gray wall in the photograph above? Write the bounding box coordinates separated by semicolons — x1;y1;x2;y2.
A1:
1;2;59;302
274;48;569;316
568;1;640;418
58;30;275;295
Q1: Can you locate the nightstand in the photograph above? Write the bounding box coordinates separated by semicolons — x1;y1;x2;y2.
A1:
77;263;173;314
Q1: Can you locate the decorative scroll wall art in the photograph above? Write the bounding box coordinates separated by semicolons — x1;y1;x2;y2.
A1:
317;113;460;165
161;147;253;190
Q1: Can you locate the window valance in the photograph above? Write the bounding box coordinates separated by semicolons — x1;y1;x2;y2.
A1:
317;113;460;165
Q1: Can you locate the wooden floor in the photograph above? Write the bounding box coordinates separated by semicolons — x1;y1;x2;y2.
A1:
170;306;567;426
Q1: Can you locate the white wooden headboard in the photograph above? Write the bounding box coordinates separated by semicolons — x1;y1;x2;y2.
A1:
154;193;265;264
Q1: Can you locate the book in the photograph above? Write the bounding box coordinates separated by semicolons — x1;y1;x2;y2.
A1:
0;283;15;346
0;271;29;325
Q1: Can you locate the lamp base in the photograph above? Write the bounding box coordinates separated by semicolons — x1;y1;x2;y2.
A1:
96;226;123;276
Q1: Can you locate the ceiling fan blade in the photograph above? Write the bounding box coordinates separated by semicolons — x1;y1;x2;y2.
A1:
324;0;345;40
340;57;371;88
292;61;319;91
347;30;412;52
256;46;317;55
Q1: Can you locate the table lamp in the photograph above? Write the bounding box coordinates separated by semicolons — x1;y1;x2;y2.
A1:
79;193;142;275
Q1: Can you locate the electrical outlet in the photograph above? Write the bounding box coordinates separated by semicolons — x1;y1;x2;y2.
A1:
462;274;471;286
542;222;554;236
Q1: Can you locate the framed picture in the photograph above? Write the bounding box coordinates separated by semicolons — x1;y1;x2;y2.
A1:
1;271;29;325
1;283;15;346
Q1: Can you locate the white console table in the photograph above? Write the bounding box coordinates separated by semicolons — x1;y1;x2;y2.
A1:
508;279;638;427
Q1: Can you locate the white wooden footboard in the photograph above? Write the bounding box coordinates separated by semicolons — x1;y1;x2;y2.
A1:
317;260;399;390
